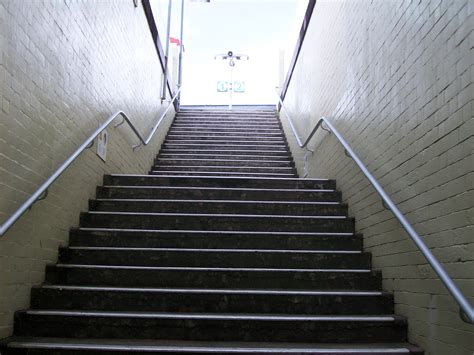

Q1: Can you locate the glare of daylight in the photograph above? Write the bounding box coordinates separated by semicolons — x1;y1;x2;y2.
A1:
151;0;307;106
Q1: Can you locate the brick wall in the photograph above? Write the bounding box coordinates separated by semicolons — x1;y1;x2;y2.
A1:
281;0;473;354
0;0;173;338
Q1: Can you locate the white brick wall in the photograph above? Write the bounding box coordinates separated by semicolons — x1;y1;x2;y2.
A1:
282;0;473;353
0;0;174;338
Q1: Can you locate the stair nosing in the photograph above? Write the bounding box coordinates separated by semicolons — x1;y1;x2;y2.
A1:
38;285;382;296
108;174;330;181
4;338;416;353
94;198;341;205
54;264;371;273
77;227;354;236
23;310;398;322
66;247;360;254
102;185;334;192
84;211;347;220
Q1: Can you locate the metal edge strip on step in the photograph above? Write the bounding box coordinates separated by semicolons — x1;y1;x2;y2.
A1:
66;247;361;254
85;211;348;219
94;198;341;206
108;174;330;181
164;141;286;144
77;228;354;236
170;127;282;131
54;264;371;273
24;310;397;322
102;185;334;193
158;154;291;159
152;166;294;170
150;172;297;177
5;341;412;353
156;159;292;164
39;285;381;296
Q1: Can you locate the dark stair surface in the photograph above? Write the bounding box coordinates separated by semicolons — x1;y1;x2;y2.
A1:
1;108;423;354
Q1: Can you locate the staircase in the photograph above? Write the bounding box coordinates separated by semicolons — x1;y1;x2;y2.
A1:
1;108;422;354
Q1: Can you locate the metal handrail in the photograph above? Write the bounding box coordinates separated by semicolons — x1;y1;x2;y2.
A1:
0;87;181;237
276;94;474;324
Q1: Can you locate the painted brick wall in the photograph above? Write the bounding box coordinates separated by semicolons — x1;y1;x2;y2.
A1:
0;0;174;338
281;0;473;354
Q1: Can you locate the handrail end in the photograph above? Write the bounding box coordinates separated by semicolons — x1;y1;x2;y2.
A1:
459;308;474;324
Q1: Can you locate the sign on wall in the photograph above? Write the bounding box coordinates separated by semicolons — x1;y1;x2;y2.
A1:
96;129;108;162
217;81;246;93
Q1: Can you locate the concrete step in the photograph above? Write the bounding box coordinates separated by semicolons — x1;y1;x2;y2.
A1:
159;148;290;156
103;175;335;188
57;247;370;269
165;135;286;142
176;113;277;118
162;143;289;150
171;123;281;130
89;198;347;216
151;166;296;174
150;171;297;178
79;212;354;233
96;185;341;202
174;118;280;124
31;286;392;314
169;128;284;135
158;153;292;161
154;159;294;168
45;264;381;290
69;229;362;251
174;119;280;125
14;310;407;343
0;337;425;354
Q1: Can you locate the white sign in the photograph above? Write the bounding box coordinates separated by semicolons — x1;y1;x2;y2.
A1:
217;81;245;93
96;129;108;162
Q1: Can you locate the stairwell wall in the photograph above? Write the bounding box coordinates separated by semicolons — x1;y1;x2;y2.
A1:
281;1;473;354
0;1;174;338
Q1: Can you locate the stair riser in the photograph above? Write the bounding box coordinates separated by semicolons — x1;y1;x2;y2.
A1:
163;144;288;150
169;130;285;136
31;288;393;314
160;149;290;156
14;314;407;343
150;172;296;177
103;175;335;189
152;167;296;174
166;135;286;142
69;230;363;251
58;249;370;269
157;154;292;161
46;267;381;290
0;347;424;355
90;200;347;216
97;187;341;202
164;141;288;147
174;120;281;126
176;115;280;124
154;160;294;168
170;126;282;131
79;213;354;233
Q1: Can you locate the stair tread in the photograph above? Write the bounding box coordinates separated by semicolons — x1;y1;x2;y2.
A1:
94;198;340;205
85;211;346;219
76;227;354;236
23;310;403;322
54;264;371;273
3;337;422;353
37;285;383;295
